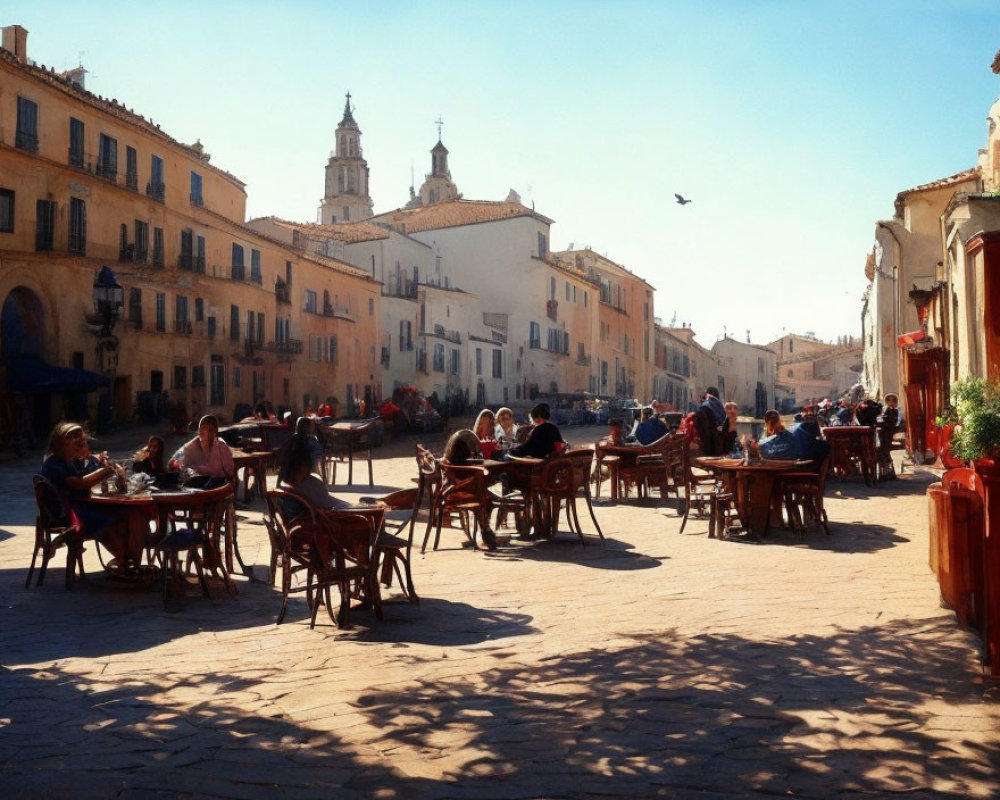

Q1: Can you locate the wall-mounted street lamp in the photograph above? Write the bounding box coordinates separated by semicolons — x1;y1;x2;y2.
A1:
90;266;123;433
92;265;124;337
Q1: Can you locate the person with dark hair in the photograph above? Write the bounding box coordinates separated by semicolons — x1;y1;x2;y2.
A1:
180;414;234;479
440;429;497;549
294;416;325;474
702;387;726;425
508;403;565;459
277;434;350;511
442;429;482;466
133;435;167;475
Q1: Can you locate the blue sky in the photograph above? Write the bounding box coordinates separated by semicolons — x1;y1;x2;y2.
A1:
12;1;1000;346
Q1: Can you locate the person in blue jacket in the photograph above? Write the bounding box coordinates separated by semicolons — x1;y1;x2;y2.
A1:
758;410;802;460
792;405;830;469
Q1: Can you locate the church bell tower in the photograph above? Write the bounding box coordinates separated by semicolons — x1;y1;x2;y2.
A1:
318;92;374;224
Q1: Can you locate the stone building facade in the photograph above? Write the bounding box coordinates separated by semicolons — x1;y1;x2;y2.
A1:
0;27;380;438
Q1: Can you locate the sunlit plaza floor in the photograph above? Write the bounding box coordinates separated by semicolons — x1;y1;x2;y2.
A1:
1;427;999;798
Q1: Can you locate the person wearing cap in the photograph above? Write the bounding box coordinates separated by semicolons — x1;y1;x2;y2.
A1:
634;407;668;445
181;414;234;479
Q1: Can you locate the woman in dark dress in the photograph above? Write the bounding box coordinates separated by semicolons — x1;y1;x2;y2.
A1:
40;422;127;553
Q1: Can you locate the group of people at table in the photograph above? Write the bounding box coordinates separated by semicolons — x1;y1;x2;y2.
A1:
38;382;903;582
39;415;240;576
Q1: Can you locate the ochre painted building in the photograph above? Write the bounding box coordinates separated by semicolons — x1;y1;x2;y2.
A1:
0;27;379;438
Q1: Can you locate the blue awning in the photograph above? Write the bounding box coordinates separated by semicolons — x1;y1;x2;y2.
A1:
5;356;109;393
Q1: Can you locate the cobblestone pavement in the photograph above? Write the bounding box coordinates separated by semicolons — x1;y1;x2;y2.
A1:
1;427;999;798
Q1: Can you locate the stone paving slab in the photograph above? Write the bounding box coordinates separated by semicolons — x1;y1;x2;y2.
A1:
1;428;999;798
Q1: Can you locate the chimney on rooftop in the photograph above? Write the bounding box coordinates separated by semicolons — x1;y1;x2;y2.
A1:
1;25;28;63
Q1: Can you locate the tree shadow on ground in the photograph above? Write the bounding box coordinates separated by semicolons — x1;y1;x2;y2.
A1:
484;534;665;571
2;618;998;798
1;563;535;660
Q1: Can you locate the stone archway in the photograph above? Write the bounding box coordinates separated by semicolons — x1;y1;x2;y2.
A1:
1;285;45;359
1;286;50;442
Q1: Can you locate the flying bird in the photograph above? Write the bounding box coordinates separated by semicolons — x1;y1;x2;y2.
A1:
675;193;692;205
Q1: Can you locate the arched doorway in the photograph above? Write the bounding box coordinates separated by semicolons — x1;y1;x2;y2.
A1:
1;286;49;442
1;285;45;359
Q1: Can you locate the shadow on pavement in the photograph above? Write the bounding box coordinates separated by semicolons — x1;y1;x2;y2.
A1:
3;618;997;798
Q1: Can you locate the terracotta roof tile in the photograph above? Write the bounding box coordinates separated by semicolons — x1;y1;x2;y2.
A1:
897;168;979;198
262;217;390;244
371;199;553;233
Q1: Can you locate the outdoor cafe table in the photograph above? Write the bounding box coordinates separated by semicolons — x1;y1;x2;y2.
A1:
693;456;808;537
231;447;269;501
822;425;876;486
481;456;548;535
84;484;241;586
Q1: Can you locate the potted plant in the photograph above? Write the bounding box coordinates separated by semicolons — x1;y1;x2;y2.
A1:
934;401;962;468
949;378;1000;465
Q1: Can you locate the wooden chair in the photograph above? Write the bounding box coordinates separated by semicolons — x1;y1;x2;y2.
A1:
27;475;88;589
535;449;605;544
264;488;320;624
679;442;720;533
621;434;681;499
426;462;492;552
414;444;443;549
312;508;384;629
151;483;234;605
373;488;420;604
779;455;832;535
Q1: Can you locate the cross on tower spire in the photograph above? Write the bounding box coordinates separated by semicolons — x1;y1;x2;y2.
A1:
435;116;444;141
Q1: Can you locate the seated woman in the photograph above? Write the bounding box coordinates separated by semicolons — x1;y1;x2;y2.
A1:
494;407;519;452
473;409;499;460
600;418;635;447
133;435;167;476
181;414;235;480
509;403;565;459
442;429;483;466
40;421;127;553
440;429;496;549
757;410;802;460
277;435;351;512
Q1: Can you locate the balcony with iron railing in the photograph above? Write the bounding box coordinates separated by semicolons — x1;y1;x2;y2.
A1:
15;130;38;153
96;161;117;182
145;182;166;202
125;170;138;191
178;254;206;273
323;302;354;321
190;192;204;207
173;319;193;335
275;280;291;304
261;339;304;355
231;264;246;281
576;354;592;367
68;147;93;171
431;324;461;343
